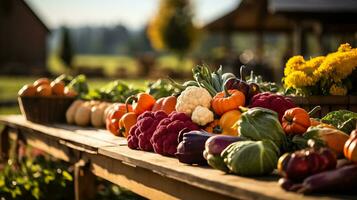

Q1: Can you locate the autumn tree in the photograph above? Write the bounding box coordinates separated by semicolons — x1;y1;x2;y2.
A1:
147;0;198;56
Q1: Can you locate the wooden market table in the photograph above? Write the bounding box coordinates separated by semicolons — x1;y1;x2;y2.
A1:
0;115;355;200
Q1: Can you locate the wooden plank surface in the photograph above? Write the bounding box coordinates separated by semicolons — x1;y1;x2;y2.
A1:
0;115;126;151
99;146;354;200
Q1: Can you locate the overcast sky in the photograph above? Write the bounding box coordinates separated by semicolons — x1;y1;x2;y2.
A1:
26;0;238;30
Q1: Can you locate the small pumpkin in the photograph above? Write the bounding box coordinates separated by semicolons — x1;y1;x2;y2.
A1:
282;107;311;135
119;100;137;138
127;93;156;116
344;129;357;163
211;89;245;116
106;103;133;136
152;96;177;114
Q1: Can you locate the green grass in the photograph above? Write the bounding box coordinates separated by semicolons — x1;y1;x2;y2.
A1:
48;54;193;77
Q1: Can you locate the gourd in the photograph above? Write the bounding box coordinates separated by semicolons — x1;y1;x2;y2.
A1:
282;107;311;135
66;100;84;124
211;89;245;116
91;102;107;128
74;102;91;126
344;129;357;163
300;127;350;156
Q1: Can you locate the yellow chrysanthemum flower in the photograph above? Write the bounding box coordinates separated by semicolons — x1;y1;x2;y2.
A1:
338;43;352;52
284;56;306;76
284;71;315;88
303;56;325;76
329;84;348;96
314;45;357;82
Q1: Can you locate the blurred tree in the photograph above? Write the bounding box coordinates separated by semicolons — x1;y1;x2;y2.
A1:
59;26;74;68
147;0;198;56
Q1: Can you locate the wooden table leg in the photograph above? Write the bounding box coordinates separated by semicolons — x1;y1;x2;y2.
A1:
0;126;10;161
74;160;96;200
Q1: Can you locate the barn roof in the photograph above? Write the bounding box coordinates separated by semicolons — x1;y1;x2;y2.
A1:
269;0;357;13
205;0;357;32
205;0;294;32
21;0;50;32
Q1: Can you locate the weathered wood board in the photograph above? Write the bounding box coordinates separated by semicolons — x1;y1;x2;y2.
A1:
98;146;354;200
0;115;127;152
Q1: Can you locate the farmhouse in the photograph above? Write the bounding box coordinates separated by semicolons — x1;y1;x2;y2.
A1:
0;0;49;75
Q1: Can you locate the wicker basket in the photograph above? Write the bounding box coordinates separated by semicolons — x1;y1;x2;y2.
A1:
289;96;357;118
18;96;75;124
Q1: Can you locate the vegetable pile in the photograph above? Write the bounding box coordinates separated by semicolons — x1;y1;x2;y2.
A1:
18;55;357;197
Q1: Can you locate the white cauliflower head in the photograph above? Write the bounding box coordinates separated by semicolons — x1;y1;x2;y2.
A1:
175;86;212;116
191;106;214;126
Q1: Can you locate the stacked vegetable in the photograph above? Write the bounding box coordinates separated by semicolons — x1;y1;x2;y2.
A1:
21;62;357;196
18;74;85;98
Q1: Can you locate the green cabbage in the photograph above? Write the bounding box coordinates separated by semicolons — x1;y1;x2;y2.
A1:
222;140;280;176
238;107;287;150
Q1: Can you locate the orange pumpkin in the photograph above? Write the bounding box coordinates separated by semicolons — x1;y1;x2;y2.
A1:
344;130;357;163
282;107;311;135
106;103;133;136
211;89;245;116
128;93;156;116
152;96;177;114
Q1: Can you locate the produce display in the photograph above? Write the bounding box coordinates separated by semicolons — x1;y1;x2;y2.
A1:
17;45;357;197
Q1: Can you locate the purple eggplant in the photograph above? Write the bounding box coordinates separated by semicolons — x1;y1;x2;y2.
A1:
176;130;214;165
203;135;244;172
205;135;243;155
298;164;357;194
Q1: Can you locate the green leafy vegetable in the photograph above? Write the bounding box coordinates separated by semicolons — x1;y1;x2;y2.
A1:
67;74;89;98
82;80;142;102
146;79;180;99
222;140;280;176
238;107;288;150
321;110;357;134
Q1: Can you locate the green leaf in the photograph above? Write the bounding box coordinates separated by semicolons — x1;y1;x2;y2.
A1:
62;171;73;182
